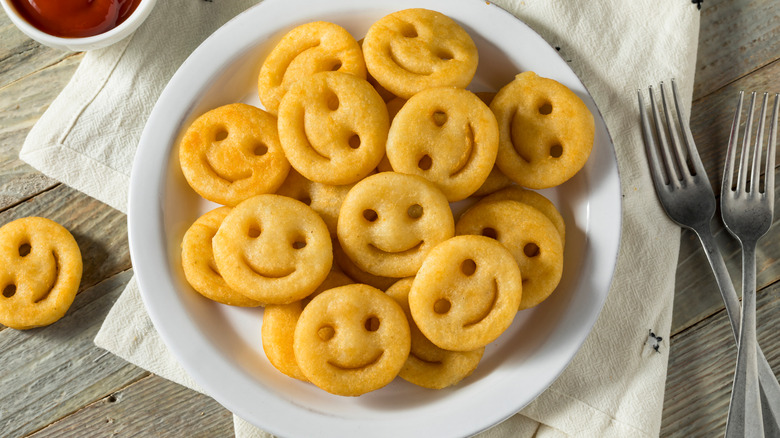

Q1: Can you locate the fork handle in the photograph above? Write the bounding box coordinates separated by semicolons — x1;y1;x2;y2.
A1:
695;228;780;435
695;228;741;334
725;243;764;437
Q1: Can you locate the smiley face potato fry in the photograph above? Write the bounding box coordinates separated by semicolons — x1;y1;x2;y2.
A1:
490;71;595;189
409;235;522;351
257;21;366;115
386;87;499;202
178;103;290;206
294;284;411;396
362;8;478;99
337;172;454;278
212;194;332;305
0;217;82;330
277;71;389;186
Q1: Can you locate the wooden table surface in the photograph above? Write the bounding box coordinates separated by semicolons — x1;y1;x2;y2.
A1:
1;1;778;436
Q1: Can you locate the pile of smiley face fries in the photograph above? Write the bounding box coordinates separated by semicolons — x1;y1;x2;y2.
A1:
177;8;596;397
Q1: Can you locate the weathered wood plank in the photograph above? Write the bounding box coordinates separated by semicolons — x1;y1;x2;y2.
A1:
0;270;148;438
0;11;77;89
661;279;780;436
0;51;82;211
693;0;780;100
29;374;233;438
671;61;780;335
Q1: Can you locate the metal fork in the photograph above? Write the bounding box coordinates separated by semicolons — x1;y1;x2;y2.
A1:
637;80;780;436
722;91;779;438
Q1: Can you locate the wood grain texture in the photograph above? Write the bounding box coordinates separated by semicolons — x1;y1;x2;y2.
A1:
29;374;233;438
0;50;82;211
0;11;77;89
693;0;780;100
0;270;146;438
661;279;780;437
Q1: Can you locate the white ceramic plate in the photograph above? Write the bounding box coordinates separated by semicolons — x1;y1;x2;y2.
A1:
128;0;621;436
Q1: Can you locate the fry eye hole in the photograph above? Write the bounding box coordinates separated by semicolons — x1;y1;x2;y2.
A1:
432;111;447;126
214;128;228;141
364;316;380;332
437;50;453;61
292;239;307;249
19;243;31;257
348;134;361;149
434;298;451;314
253;143;268;156
524;243;540;257
550;144;563;158
248;225;261;238
418;154;433;171
363;209;378;222
407;204;423;219
400;23;417;38
460;259;477;276
318;325;335;341
539;102;553;115
2;284;16;298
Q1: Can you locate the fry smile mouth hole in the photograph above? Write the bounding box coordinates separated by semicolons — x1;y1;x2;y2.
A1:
368;240;423;256
244;256;295;279
328;351;384;370
463;279;498;327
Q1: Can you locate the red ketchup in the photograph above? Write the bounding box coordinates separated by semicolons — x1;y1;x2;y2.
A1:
10;0;142;38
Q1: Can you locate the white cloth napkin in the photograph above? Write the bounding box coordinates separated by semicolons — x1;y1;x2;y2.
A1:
19;0;700;436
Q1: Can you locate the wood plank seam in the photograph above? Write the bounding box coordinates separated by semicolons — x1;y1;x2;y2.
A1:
692;58;780;107
672;275;780;343
21;371;153;438
0;41;38;65
0;52;82;93
0;182;61;216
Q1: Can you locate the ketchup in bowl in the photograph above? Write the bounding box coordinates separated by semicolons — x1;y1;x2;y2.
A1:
10;0;142;38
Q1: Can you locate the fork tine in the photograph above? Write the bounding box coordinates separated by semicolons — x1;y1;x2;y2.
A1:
750;93;770;194
723;91;745;195
638;90;668;187
670;79;707;178
765;94;779;201
737;92;757;192
649;85;680;187
660;81;691;180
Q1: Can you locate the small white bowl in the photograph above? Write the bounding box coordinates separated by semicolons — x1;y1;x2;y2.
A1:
0;0;157;51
